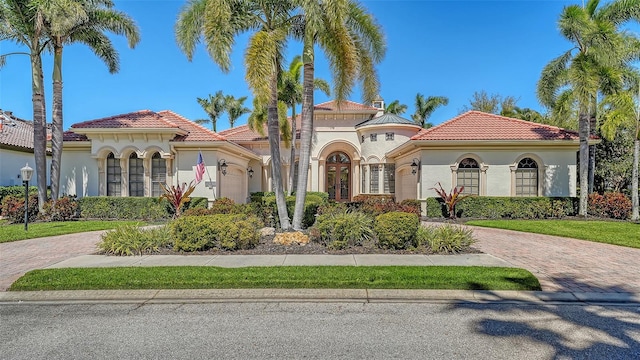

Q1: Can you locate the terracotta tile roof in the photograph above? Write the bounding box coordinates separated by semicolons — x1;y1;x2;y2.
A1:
220;115;301;142
65;110;226;142
0;111;52;150
158;110;226;142
314;100;379;112
410;111;580;141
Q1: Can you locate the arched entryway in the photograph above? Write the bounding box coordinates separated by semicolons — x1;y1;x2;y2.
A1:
326;152;351;202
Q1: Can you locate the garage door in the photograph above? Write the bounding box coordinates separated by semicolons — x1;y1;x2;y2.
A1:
398;168;417;202
220;168;246;203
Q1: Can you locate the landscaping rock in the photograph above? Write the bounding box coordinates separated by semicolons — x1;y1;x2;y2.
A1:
260;227;276;237
273;232;310;246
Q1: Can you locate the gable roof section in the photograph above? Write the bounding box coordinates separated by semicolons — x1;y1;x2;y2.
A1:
219;115;302;142
411;111;580;141
65;110;225;142
314;100;379;112
1;111;52;150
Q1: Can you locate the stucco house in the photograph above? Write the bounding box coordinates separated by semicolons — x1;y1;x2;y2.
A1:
0;110;51;186
55;99;582;206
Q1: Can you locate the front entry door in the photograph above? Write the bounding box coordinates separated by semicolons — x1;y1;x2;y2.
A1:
326;152;351;202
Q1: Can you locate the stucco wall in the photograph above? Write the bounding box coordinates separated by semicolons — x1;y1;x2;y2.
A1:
59;147;97;197
0;149;50;186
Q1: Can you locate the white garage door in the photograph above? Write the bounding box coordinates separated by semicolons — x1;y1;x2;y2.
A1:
398;168;417;202
220;168;246;204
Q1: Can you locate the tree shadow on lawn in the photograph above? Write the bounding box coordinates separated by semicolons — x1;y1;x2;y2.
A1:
450;278;640;359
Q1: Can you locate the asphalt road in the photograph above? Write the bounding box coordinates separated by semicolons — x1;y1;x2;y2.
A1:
2;301;639;360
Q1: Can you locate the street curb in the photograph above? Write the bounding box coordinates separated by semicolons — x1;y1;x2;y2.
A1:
1;289;639;305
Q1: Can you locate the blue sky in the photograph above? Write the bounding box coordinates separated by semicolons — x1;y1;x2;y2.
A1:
1;0;636;131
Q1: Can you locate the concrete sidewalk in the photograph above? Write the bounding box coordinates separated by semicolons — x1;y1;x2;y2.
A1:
45;253;513;269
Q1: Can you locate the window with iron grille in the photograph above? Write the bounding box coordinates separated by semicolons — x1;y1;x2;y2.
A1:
151;152;166;197
383;164;395;193
457;158;479;195
515;157;538;196
129;153;144;197
369;164;379;193
106;153;121;197
385;132;394;141
370;133;377;142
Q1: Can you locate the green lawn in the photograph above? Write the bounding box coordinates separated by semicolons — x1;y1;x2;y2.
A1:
9;266;541;291
0;220;146;243
466;220;640;248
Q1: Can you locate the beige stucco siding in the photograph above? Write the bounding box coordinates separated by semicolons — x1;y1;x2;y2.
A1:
59;146;96;197
0;149;50;186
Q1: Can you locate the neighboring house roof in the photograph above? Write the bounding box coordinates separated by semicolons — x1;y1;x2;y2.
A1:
410;111;581;141
355;113;419;128
0;110;52;151
64;110;226;142
219;115;302;142
314;100;379;112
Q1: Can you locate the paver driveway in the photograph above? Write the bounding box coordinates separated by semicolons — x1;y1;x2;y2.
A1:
465;225;640;293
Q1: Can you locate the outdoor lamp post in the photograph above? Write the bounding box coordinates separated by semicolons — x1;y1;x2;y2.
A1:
20;163;33;231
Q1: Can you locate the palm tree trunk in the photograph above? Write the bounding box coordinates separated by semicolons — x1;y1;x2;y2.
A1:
268;70;290;230
31;49;47;210
287;106;296;196
632;136;639;221
579;111;590;216
588;100;597;193
50;41;64;201
292;38;314;230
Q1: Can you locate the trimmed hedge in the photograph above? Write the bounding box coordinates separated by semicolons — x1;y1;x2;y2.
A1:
0;186;38;214
425;197;578;219
251;192;329;229
169;214;262;251
588;192;632;220
0;194;39;223
77;196;208;220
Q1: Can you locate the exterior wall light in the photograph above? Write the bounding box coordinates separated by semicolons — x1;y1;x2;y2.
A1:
411;158;420;175
247;166;254;178
219;159;228;176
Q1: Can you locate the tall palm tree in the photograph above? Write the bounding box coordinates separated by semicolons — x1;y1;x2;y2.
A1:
384;99;407;115
292;0;386;229
537;0;640;216
196;91;227;132
1;0;49;209
600;77;640;221
176;0;297;229
278;55;329;195
224;95;250;128
39;0;140;200
411;93;448;128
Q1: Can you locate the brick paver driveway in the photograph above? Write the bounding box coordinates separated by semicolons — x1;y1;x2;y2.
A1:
466;225;640;293
0;231;104;291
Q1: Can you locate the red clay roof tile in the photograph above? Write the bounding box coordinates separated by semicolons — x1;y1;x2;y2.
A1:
314;100;379;112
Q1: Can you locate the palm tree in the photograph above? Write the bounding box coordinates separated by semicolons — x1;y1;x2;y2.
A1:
278;55;329;195
1;0;49;209
292;0;386;229
176;0;296;229
224;95;250;128
196;91;227;132
384;99;407;115
39;0;140;200
600;77;640;221
411;93;448;128
537;0;639;216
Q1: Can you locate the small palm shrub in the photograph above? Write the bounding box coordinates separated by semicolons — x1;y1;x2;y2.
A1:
374;211;420;249
41;196;78;221
418;224;476;254
0;195;39;223
169;214;262;251
309;210;374;250
99;225;172;256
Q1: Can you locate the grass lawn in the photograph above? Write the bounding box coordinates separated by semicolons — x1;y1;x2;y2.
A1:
466;220;640;248
9;266;540;291
0;220;146;243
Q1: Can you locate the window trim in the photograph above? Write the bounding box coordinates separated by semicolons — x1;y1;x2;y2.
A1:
450;154;488;196
510;154;545;196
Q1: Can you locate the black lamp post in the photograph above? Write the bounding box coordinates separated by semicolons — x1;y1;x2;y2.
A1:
20;163;33;231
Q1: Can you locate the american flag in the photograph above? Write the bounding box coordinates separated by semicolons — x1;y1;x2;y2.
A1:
195;151;205;183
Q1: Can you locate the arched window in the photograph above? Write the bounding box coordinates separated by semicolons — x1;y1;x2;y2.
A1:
129;153;144;196
151;152;166;197
515;157;538;196
106;152;121;196
457;158;479;195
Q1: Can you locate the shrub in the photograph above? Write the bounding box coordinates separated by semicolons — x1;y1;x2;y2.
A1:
0;195;39;224
430;182;474;219
184;198;243;216
425;197;577;219
374;211;419;249
257;194;326;229
419;224;476;254
40;196;78;221
309;210;374;249
169;214;262;251
588;192;632;220
99;225;172;256
158;181;196;218
0;186;37;210
350;195;420;217
78;197;169;220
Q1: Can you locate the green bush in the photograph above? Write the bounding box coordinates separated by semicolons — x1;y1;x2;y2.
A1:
99;225;172;256
425;197;577;219
41;196;78;221
309;210;374;249
78;197;170;220
349;195;420;217
418;224;476;254
0;186;38;209
0;195;39;223
588;192;632;219
183;197;243;216
257;193;326;229
169;214;262;251
374;211;419;249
